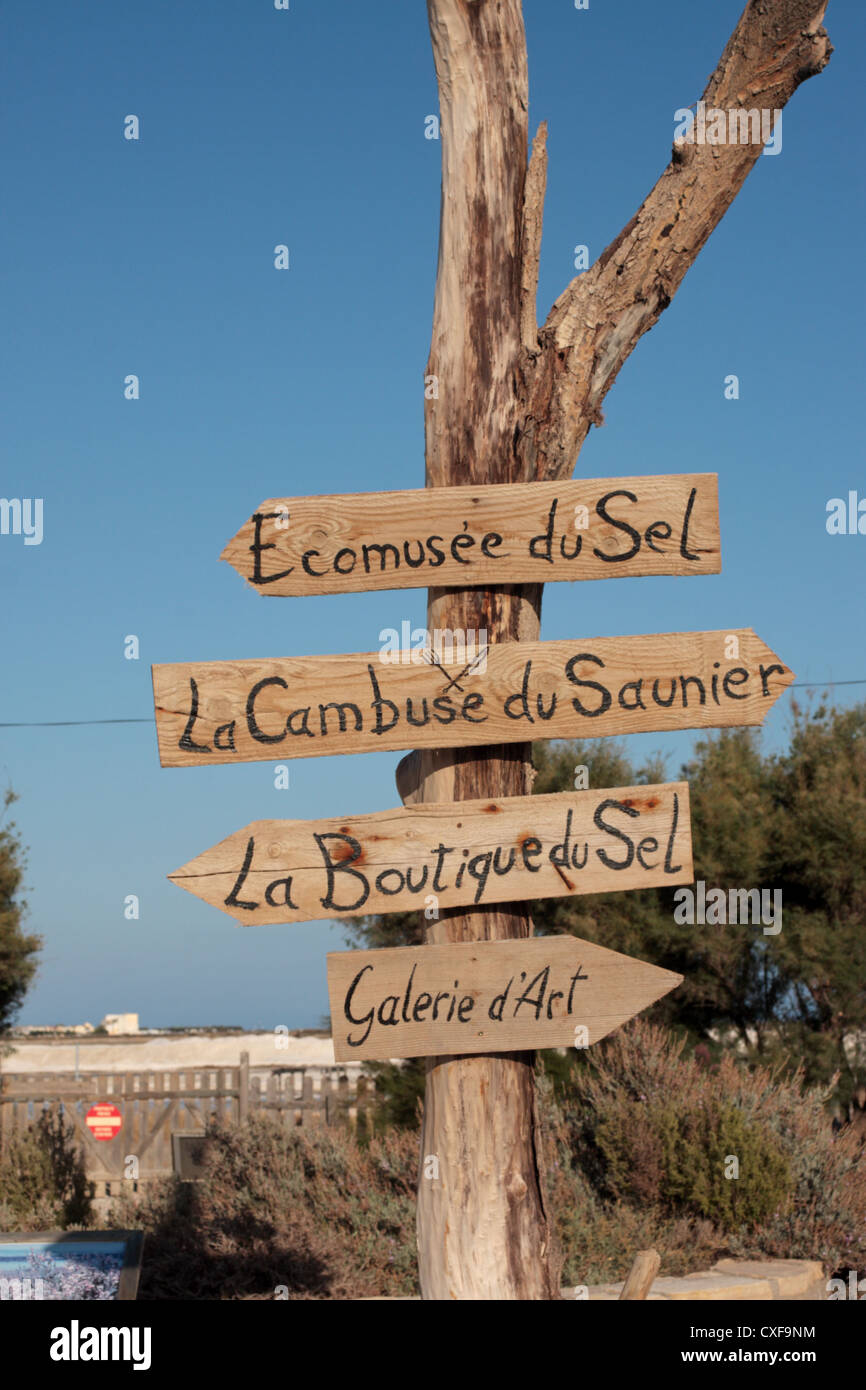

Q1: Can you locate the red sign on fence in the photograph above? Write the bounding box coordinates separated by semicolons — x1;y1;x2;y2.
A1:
85;1103;123;1141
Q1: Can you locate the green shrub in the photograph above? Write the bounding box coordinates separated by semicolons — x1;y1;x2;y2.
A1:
592;1098;791;1228
546;1019;866;1282
0;1109;91;1230
363;1059;425;1133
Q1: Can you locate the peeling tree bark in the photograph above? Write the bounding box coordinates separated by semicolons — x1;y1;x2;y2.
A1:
412;0;831;1301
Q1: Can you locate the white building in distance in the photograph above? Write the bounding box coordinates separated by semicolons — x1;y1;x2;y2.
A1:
100;1013;140;1035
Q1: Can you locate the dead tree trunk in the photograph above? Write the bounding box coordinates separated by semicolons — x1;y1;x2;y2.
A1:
409;0;831;1301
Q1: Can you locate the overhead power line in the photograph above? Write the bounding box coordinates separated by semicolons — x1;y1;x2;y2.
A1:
0;678;865;729
790;679;866;689
0;718;152;728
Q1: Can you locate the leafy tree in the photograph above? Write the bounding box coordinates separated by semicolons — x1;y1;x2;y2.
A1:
364;1058;426;1132
528;733;783;1050
0;1109;91;1228
345;909;423;953
0;790;40;1035
761;701;866;1097
347;709;866;1093
669;728;783;1047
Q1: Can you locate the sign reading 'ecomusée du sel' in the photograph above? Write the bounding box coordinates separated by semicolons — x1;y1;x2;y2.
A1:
220;474;720;595
326;936;683;1062
151;629;792;766
168;785;692;925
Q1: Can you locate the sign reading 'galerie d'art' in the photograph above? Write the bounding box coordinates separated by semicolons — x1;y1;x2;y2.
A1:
220;474;720;595
152;629;792;766
169;785;692;925
327;936;683;1062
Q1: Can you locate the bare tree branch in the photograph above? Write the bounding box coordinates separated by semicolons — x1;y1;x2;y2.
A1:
520;121;548;355
524;0;832;482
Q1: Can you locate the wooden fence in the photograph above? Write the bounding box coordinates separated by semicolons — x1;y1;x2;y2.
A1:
0;1053;371;1199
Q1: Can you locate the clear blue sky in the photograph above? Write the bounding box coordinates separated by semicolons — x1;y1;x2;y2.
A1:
2;1;863;1029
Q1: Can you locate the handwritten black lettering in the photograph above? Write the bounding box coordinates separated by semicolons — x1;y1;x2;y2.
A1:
179;677;212;754
250;512;294;586
315;833;369;912
225;836;259;911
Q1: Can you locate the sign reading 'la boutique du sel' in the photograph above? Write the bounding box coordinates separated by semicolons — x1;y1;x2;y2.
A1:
169;784;693;926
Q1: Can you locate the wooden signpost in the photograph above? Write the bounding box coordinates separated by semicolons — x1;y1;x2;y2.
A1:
155;0;827;1301
153;628;792;767
168;784;692;925
220;474;720;596
327;936;683;1062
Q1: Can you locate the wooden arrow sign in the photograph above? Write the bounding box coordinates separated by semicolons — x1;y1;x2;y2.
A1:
152;628;793;767
168;784;692;925
220;474;720;596
327;935;683;1062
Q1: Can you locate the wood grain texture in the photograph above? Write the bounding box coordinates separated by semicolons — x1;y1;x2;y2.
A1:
619;1250;662;1302
416;0;550;1301
168;784;692;926
152;628;793;767
327;936;682;1063
220;475;719;595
